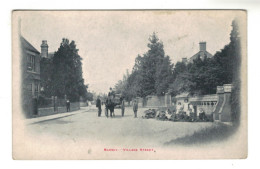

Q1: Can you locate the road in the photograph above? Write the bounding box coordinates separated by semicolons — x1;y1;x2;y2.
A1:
26;105;216;147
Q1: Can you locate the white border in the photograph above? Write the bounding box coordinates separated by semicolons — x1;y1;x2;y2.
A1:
1;0;260;168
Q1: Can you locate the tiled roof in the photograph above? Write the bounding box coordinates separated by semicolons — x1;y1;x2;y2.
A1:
189;51;213;62
20;36;40;54
48;52;55;58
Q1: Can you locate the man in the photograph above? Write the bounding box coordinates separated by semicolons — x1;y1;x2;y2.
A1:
96;96;102;117
105;98;109;118
133;99;138;118
121;97;125;117
66;99;70;112
108;87;115;98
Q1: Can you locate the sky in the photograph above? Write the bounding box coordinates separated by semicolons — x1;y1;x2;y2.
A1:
18;10;243;94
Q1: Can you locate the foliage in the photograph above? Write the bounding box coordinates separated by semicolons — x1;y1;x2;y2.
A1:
114;19;241;123
40;38;93;102
114;32;174;100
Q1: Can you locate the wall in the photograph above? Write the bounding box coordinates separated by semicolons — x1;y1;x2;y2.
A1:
37;102;80;117
80;102;88;107
38;107;55;116
146;95;166;107
196;103;216;115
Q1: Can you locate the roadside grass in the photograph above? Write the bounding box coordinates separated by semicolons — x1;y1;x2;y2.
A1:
164;123;238;146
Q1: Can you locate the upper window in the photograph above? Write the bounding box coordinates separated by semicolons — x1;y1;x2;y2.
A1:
27;55;36;72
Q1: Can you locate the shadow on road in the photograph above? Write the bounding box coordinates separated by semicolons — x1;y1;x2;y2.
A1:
164;123;238;146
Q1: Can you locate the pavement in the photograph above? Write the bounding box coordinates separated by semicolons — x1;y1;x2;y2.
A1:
25;106;91;125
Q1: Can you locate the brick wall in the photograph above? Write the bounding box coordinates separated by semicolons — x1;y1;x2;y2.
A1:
37;102;80;117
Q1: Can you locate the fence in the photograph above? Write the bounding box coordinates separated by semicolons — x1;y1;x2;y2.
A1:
38;97;53;108
27;96;80;118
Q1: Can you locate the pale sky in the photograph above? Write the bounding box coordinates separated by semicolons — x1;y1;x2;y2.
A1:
19;10;243;94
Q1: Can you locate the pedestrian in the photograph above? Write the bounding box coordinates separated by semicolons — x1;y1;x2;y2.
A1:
133;99;138;118
121;97;125;117
105;98;109;117
66;99;70;112
96;96;102;117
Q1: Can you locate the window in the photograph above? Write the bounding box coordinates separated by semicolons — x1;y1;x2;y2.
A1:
28;83;32;91
27;55;36;72
35;83;39;96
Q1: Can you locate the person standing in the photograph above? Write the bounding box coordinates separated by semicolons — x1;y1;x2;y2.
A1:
96;96;102;117
105;98;109;118
133;99;138;118
66;99;70;112
121;97;125;117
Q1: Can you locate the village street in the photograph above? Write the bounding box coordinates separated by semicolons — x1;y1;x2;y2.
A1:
26;105;217;148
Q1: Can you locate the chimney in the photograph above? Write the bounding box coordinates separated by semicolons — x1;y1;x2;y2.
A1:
41;40;48;58
199;42;206;52
182;57;188;64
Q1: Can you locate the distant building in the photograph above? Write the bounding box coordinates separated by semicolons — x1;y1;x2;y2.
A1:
182;42;213;64
182;57;188;65
189;41;213;62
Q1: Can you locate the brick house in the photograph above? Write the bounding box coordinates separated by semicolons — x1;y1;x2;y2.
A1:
20;36;41;117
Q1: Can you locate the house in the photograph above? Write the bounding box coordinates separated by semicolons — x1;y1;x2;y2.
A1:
20;36;41;117
182;42;213;64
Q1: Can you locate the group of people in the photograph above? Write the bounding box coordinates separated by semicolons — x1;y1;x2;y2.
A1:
96;88;139;118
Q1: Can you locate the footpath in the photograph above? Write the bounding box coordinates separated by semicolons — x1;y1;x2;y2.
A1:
25;106;91;125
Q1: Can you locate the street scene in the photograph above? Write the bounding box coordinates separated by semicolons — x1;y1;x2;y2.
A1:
13;10;247;159
26;105;220;147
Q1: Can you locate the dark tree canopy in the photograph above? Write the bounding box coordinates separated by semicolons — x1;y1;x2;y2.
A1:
114;32;174;100
40;38;92;102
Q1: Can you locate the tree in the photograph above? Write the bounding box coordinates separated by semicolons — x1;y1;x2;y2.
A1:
114;32;174;99
155;55;174;95
140;32;173;96
229;19;241;123
41;38;89;102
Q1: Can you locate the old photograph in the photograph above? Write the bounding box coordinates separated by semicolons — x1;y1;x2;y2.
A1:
12;10;247;159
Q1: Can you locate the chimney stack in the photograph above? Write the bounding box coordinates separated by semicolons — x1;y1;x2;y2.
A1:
199;42;206;52
182;58;188;64
41;40;48;58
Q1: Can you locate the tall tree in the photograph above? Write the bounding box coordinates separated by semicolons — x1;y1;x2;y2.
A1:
50;38;86;102
155;55;174;95
229;19;241;123
141;32;173;96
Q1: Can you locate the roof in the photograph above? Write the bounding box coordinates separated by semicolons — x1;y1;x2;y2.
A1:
189;51;213;62
48;52;55;58
20;36;40;54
